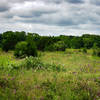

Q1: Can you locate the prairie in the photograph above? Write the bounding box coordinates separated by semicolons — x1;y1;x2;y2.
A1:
0;49;100;100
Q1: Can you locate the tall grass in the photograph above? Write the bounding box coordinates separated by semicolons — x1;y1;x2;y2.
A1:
0;49;100;100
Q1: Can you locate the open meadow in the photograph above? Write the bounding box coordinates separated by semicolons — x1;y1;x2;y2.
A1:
0;0;100;99
0;49;100;100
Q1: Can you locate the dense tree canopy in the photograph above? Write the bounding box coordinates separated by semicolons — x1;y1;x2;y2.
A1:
1;31;26;51
0;31;100;52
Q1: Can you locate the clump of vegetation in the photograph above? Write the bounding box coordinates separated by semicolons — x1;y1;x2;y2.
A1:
92;43;100;57
14;41;27;58
23;56;44;70
1;31;26;52
23;56;65;72
0;31;100;52
14;41;37;58
53;41;66;51
82;48;87;53
93;48;100;57
45;41;66;51
44;45;54;51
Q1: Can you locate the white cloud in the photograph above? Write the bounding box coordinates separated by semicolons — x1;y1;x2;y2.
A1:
0;0;100;35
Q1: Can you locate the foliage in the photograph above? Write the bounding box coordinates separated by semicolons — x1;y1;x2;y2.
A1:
45;41;66;51
0;31;100;52
2;31;16;51
14;41;28;58
82;48;87;53
1;31;26;51
23;56;44;69
70;37;83;49
82;34;100;49
36;36;59;51
22;56;65;72
26;33;38;57
44;44;54;51
93;48;100;57
14;41;37;58
53;41;66;51
92;43;100;57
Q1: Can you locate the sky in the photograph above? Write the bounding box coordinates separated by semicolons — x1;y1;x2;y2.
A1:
0;0;100;36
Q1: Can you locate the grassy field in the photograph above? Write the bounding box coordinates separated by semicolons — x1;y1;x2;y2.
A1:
0;49;100;100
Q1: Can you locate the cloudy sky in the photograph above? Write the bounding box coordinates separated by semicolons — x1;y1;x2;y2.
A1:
0;0;100;36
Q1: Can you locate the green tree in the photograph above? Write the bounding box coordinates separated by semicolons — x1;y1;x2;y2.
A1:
53;41;66;51
2;31;26;51
70;37;83;49
2;31;17;51
14;41;37;58
26;33;38;57
14;41;28;58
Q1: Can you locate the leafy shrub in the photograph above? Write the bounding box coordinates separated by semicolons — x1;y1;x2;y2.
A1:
24;56;44;69
14;41;27;58
82;48;87;53
45;41;66;51
44;45;55;51
93;48;100;57
92;43;100;57
1;31;26;52
14;41;37;58
53;41;66;51
27;42;37;57
0;56;65;72
21;56;65;71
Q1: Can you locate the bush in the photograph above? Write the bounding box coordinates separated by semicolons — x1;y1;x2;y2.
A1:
21;56;65;71
92;43;100;57
1;31;26;52
14;41;37;58
53;41;66;51
24;56;44;69
45;41;66;51
14;41;28;58
26;42;37;57
93;48;100;57
44;45;55;51
82;48;87;53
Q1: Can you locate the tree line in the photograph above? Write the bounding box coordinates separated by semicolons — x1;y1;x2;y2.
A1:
0;31;100;52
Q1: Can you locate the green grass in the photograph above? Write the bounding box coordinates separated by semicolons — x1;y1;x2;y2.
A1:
0;49;100;100
40;51;100;73
0;51;24;68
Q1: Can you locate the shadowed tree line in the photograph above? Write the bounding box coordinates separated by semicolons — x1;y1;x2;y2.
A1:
0;31;100;52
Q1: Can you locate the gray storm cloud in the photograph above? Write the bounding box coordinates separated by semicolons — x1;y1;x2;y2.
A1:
0;0;100;35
